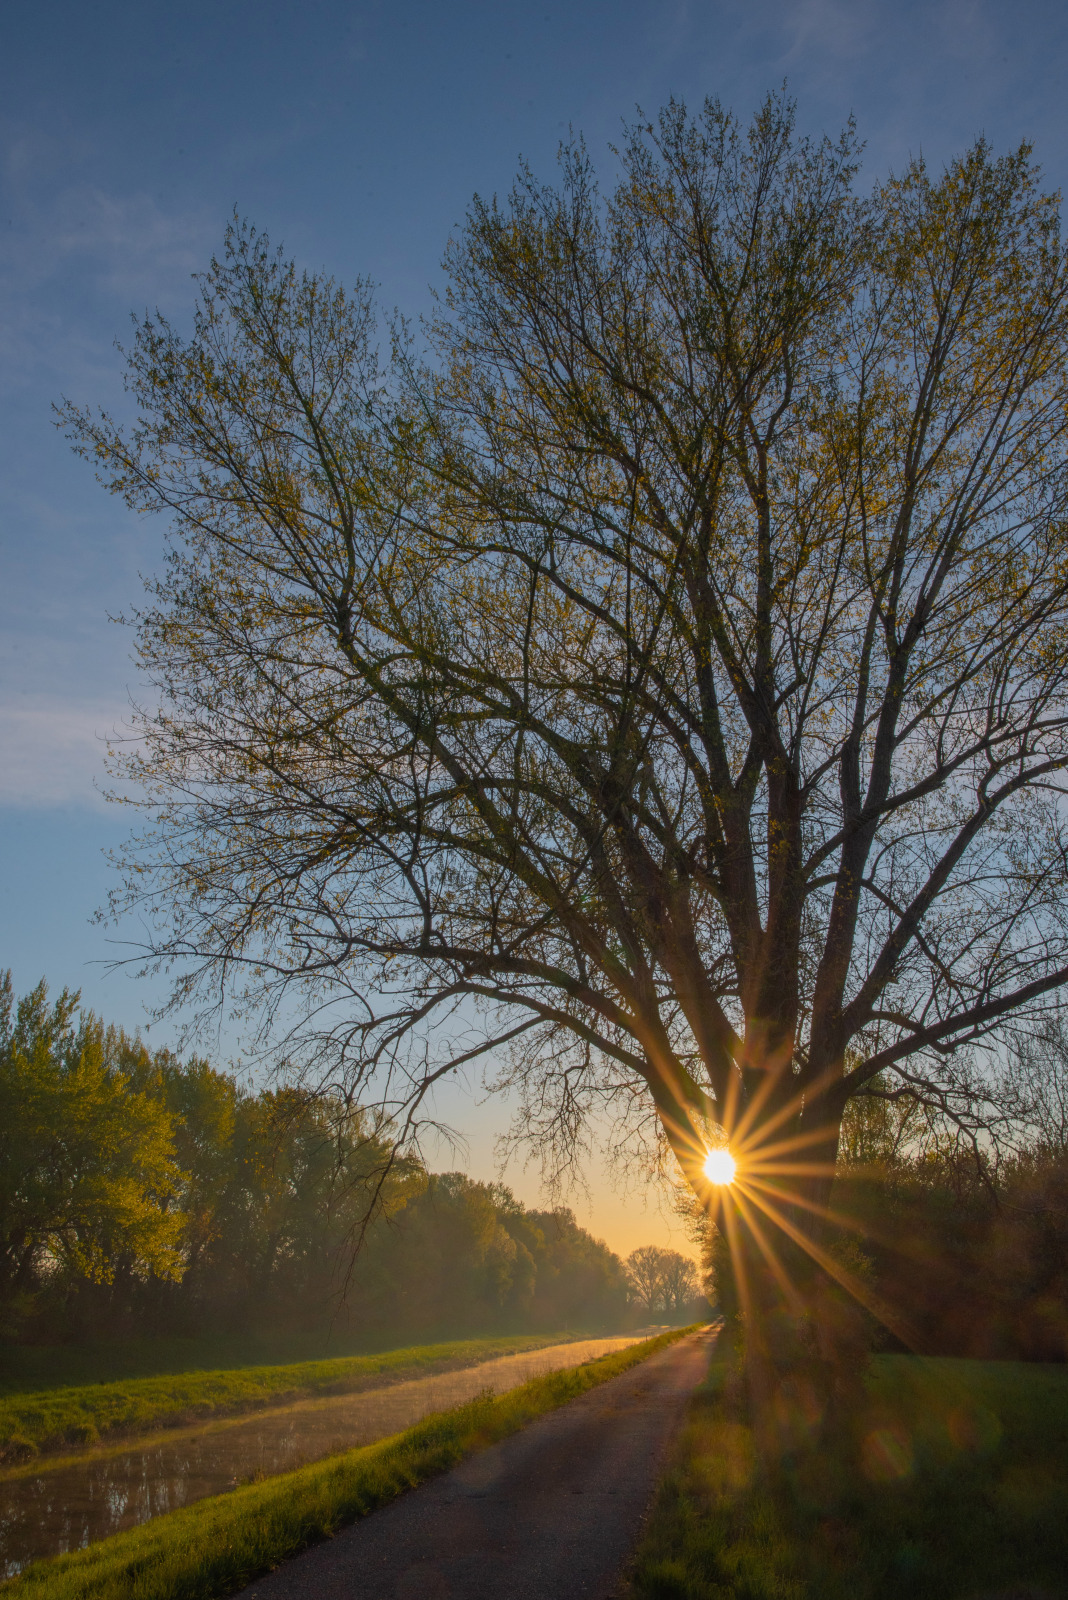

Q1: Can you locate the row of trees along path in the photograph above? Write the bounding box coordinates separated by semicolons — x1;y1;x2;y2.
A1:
0;974;703;1343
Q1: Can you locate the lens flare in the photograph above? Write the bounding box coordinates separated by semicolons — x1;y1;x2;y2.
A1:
703;1147;737;1185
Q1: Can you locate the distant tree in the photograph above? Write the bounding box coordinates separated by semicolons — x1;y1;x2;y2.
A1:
359;1176;628;1337
155;1055;241;1285
831;1110;1068;1362
171;1086;420;1330
836;1074;929;1170
625;1243;697;1316
520;1205;629;1328
625;1246;669;1314
1005;1015;1068;1154
65;94;1068;1376
0;974;183;1336
658;1250;700;1317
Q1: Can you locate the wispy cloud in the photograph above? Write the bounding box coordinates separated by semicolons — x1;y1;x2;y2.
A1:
0;142;210;818
773;0;882;65
0;697;137;809
0;129;216;397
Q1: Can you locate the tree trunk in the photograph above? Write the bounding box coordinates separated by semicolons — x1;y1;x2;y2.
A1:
707;1100;871;1463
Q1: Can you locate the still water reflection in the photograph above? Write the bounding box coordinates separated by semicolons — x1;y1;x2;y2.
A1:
0;1335;641;1577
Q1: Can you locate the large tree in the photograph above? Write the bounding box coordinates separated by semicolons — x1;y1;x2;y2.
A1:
66;96;1068;1352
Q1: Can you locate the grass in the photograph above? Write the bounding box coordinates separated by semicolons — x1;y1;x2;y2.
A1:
0;1332;372;1393
0;1323;619;1394
629;1349;1068;1600
0;1333;574;1462
3;1326;693;1600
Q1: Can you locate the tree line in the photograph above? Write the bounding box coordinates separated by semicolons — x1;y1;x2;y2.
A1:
7;972;1067;1361
0;975;703;1346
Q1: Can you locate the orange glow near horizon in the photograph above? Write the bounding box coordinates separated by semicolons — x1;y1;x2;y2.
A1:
703;1146;737;1185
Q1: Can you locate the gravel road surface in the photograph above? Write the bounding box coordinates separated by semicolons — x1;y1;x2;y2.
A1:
238;1328;713;1600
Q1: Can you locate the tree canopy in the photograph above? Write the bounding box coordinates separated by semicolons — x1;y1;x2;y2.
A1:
0;974;183;1332
625;1245;701;1316
64;95;1068;1320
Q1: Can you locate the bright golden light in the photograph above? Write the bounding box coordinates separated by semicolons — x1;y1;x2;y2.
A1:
703;1147;737;1185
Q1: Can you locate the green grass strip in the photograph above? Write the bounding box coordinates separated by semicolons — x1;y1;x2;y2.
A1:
628;1351;1068;1600
0;1330;486;1393
5;1327;694;1600
0;1334;565;1462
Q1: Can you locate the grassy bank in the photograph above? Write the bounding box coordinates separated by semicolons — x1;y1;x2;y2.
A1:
0;1334;569;1462
0;1332;388;1394
0;1323;617;1394
629;1351;1068;1599
4;1327;693;1600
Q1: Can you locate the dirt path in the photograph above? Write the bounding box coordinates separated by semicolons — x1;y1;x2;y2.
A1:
239;1329;713;1600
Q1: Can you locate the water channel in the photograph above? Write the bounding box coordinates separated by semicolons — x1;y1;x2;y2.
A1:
0;1334;643;1577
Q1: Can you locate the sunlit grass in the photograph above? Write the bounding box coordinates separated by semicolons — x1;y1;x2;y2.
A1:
629;1352;1068;1599
4;1328;694;1600
0;1333;574;1464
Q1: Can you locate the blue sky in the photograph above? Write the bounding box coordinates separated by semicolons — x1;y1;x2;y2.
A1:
3;0;1068;1251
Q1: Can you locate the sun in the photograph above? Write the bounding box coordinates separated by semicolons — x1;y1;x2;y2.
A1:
703;1147;737;1186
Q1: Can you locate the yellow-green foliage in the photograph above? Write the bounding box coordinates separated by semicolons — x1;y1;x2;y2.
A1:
0;974;632;1348
0;976;184;1304
630;1354;1068;1599
6;1328;691;1600
0;1334;559;1460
